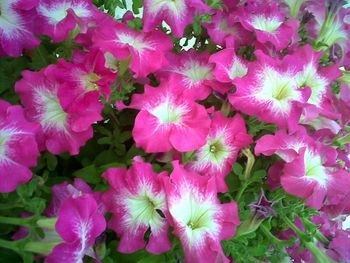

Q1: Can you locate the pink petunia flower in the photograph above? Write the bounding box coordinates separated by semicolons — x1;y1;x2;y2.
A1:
15;65;99;155
143;0;209;37
45;178;93;217
163;161;240;263
93;17;173;78
35;0;101;42
45;194;106;263
157;51;226;100
0;100;40;192
102;157;171;254
209;48;249;83
229;50;307;129
187;111;252;192
0;0;40;56
129;81;211;153
237;0;299;50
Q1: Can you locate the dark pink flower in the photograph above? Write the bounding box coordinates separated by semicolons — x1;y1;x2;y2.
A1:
237;0;299;50
15;65;98;155
0;100;40;192
35;0;101;42
163;161;240;263
46;194;106;263
187;111;252;192
0;0;40;56
143;0;209;37
93;17;172;78
129;81;211;153
102;157;171;254
229;50;307;129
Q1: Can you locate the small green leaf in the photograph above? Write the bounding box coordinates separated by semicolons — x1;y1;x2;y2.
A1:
73;165;101;184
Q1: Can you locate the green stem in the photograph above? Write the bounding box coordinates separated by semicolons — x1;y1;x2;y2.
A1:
302;218;329;245
260;224;282;244
281;216;308;240
235;181;250;201
0;202;23;210
0;239;19;252
24;241;62;256
305;242;336;263
0;216;33;226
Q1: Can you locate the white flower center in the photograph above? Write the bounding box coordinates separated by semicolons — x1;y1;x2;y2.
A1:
170;191;220;248
0;1;23;33
228;58;248;80
255;67;301;113
38;2;91;24
250;16;283;33
122;183;166;233
117;33;151;51
149;97;188;124
304;149;329;188
193;130;232;172
296;63;328;106
35;88;67;131
148;0;186;18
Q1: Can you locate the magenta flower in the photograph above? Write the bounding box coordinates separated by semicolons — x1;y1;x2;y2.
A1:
102;157;171;254
157;51;225;100
164;161;240;263
281;147;350;209
209;48;249;83
35;0;101;42
229;50;308;129
93;17;172;78
15;65;97;155
237;0;299;50
0;100;40;192
0;0;40;56
284;45;342;120
143;0;209;37
129;81;211;153
187;111;252;192
46;194;106;263
45;178;93;217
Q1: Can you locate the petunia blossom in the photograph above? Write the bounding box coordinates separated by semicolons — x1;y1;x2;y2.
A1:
209;48;249;83
229;50;307;129
237;0;299;50
15;65;98;155
129;81;211;153
102;157;171;254
187;111;252;192
163;161;240;263
281;147;350;209
0;100;40;192
143;0;209;37
0;0;40;56
93;17;173;78
157;51;226;100
45;194;106;263
35;0;101;42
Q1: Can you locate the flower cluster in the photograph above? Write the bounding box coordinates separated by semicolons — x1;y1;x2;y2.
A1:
0;0;350;262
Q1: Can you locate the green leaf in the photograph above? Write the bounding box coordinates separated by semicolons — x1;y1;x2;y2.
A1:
73;165;101;184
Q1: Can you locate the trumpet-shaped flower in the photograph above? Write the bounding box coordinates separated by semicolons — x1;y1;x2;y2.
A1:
0;100;40;192
209;48;249;83
163;161;240;263
15;65;98;155
158;51;225;100
129;81;211;153
93;17;172;77
143;0;209;37
229;51;306;129
46;194;106;263
0;0;40;56
35;0;101;42
188;112;252;192
238;0;299;50
102;157;171;254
